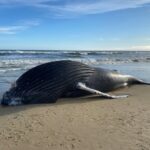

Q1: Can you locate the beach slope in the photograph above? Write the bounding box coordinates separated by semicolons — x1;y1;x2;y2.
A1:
0;85;150;150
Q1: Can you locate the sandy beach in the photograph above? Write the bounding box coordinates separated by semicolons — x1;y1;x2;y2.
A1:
0;85;150;150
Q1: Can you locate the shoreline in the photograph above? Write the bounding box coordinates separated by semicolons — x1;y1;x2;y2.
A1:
0;85;150;150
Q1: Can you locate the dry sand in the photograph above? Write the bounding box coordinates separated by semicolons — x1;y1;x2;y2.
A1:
0;85;150;150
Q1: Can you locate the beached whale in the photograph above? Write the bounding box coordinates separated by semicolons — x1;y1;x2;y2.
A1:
1;60;150;106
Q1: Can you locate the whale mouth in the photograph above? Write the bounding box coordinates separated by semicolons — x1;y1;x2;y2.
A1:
8;98;22;106
1;98;22;106
1;92;22;106
1;91;10;106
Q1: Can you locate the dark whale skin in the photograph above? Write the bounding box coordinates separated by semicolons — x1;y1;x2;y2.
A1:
2;60;149;105
2;60;95;104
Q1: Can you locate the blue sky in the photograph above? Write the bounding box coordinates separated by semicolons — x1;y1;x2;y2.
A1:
0;0;150;50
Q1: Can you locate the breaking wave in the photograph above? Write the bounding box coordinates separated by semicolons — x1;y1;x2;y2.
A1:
0;50;150;73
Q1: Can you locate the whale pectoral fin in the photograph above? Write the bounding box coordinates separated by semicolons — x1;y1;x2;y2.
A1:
76;82;128;99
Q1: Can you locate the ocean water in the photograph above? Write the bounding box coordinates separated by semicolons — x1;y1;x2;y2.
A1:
0;50;150;98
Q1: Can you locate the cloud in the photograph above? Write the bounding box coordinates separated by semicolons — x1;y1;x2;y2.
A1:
50;0;150;15
0;0;150;16
18;19;40;26
0;20;40;34
0;26;26;34
0;0;48;5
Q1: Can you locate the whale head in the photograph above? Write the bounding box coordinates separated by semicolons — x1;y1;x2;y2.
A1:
1;82;22;106
1;90;22;106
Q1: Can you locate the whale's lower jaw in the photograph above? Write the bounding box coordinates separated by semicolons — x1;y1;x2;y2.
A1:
8;98;23;106
1;97;22;106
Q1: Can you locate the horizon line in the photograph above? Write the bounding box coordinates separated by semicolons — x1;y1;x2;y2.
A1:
0;49;150;51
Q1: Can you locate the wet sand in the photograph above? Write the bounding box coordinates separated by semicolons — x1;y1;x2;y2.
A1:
0;85;150;150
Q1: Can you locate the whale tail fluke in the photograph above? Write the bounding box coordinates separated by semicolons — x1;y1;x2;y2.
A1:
126;75;150;85
131;77;150;85
136;80;150;85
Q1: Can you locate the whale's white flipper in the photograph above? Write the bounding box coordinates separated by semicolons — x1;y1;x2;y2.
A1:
76;82;128;99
